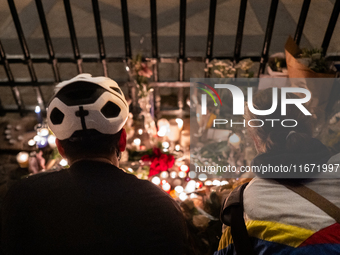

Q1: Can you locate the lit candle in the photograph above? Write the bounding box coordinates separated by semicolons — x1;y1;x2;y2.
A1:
213;180;221;186
16;152;29;168
198;173;208;181
34;135;41;142
59;159;68;167
162;141;170;149
179;192;188;201
170;171;177;178
35;106;43;123
185;180;196;193
180;130;190;148
38;128;49;137
133;138;141;149
229;133;240;149
28;139;36;146
168;119;180;142
160;171;169;179
178;171;186;178
151;176;161;185
157;119;170;137
188;171;197;178
174;185;184;193
180;165;189;172
47;135;56;148
176;118;183;131
37;137;48;149
157;118;170;130
162;182;171;192
221;180;229;186
157;127;167;137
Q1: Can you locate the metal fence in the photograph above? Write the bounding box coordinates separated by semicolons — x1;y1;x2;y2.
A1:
0;0;340;117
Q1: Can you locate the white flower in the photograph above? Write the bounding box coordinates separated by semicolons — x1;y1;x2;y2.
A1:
214;69;224;78
235;58;254;70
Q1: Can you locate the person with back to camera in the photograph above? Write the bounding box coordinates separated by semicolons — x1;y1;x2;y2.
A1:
1;74;188;255
215;88;340;255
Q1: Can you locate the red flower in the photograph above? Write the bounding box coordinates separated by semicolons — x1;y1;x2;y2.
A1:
141;147;175;177
138;63;153;78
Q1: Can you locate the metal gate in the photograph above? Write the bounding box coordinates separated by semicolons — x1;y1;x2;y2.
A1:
0;0;339;117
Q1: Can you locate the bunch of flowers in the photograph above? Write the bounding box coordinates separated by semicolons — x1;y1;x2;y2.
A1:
205;59;236;78
205;58;254;78
131;54;153;98
141;147;175;177
297;48;331;73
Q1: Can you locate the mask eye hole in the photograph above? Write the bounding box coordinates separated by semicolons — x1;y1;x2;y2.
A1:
101;101;121;118
50;107;64;125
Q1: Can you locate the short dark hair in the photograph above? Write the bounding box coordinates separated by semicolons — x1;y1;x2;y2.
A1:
59;129;123;162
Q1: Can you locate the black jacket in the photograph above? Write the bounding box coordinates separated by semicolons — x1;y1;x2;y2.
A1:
1;160;187;255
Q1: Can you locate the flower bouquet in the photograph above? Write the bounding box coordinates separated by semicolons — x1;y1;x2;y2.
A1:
285;36;335;116
141;147;175;177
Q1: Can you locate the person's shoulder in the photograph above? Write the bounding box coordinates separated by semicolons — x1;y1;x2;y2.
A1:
3;170;67;201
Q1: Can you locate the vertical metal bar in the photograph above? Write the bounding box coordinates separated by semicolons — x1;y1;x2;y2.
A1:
35;0;60;82
63;0;83;73
294;0;310;46
178;0;186;113
322;0;340;54
92;0;108;77
7;0;45;111
258;0;279;76
121;0;132;59
150;0;158;61
179;0;186;62
205;0;217;78
0;40;25;115
234;0;247;63
150;0;160;117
